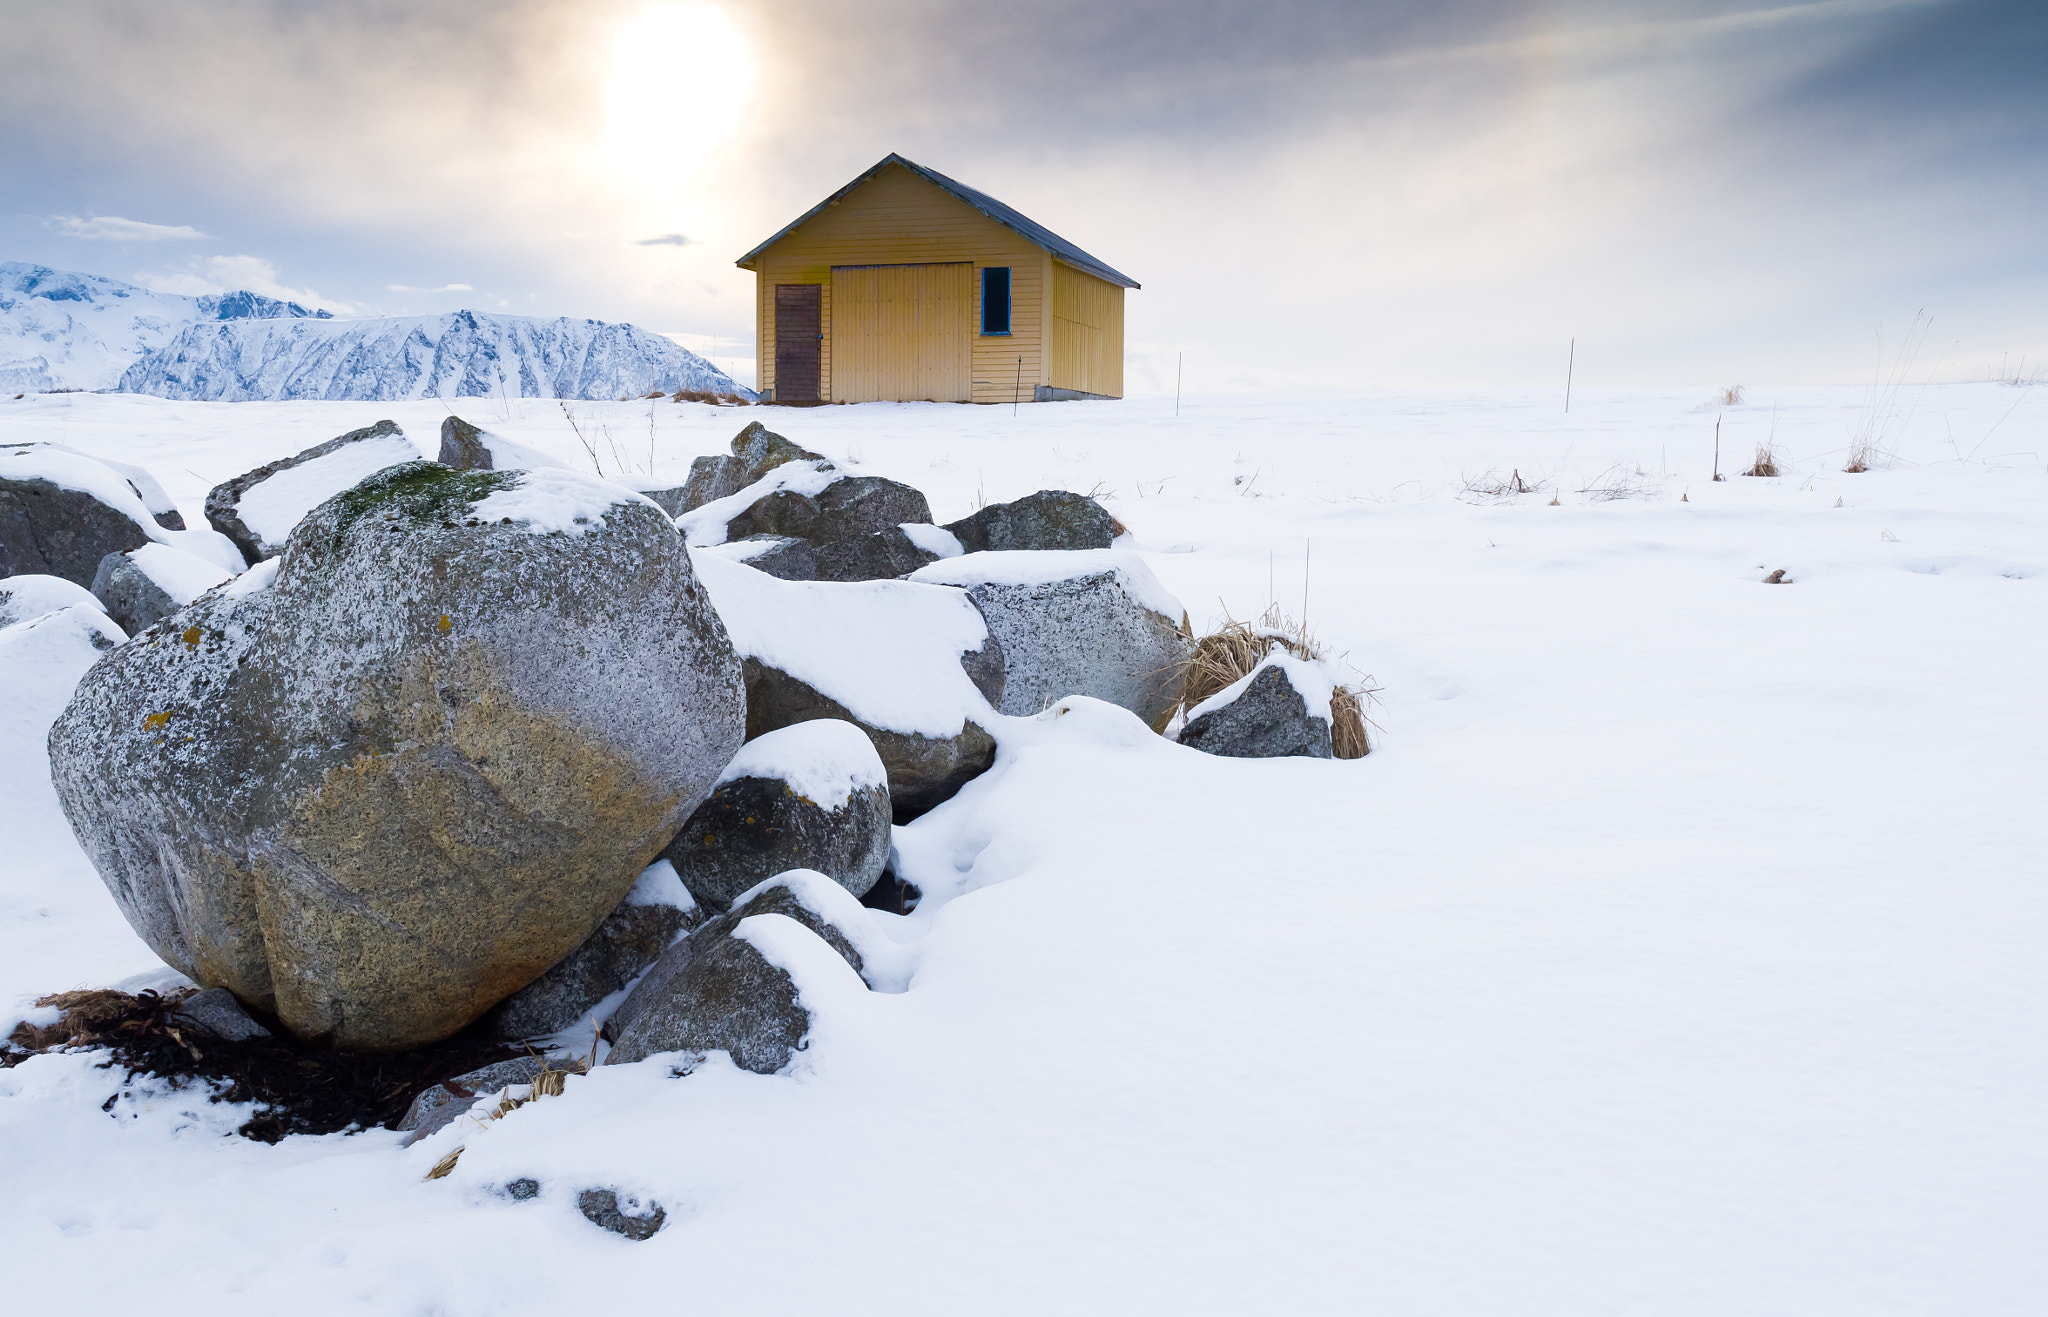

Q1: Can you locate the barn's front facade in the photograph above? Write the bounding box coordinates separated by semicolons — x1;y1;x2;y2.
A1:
737;154;1139;405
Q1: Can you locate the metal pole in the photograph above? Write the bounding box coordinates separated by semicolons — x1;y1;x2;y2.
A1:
1013;356;1022;416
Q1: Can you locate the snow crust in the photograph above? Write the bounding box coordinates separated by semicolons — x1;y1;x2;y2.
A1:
2;386;2045;1315
0;575;98;628
465;425;568;472
622;859;696;915
1185;649;1335;723
677;459;841;546
232;428;422;545
694;552;996;737
468;466;661;536
911;548;1185;621
220;557;281;598
126;543;234;604
714;720;888;811
899;522;964;558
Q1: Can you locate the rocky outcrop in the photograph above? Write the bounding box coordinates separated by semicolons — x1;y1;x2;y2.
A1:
912;551;1192;726
481;861;702;1040
730;421;827;479
943;489;1116;554
49;461;745;1050
578;1189;666;1240
604;872;871;1071
435;416;566;473
813;527;941;583
726;535;819;581
663;721;892;912
398;1056;548;1143
696;555;1006;822
204;420;421;564
725;475;933;547
88;544;233;636
1178;654;1335;760
1;443;156;587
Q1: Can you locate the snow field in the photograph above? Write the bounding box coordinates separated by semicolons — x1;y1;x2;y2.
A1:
0;383;2042;1314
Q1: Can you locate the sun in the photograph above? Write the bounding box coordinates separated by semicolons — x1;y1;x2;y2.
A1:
605;3;753;162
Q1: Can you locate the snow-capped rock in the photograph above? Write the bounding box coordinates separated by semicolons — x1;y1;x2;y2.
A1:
119;308;748;403
0;262;325;393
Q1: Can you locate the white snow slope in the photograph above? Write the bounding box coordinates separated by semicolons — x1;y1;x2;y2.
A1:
0;385;2042;1315
120;308;747;402
0;263;329;393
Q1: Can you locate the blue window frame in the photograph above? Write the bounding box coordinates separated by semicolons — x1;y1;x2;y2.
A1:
981;267;1011;335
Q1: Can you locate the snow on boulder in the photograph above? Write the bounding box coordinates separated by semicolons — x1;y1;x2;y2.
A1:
701;534;819;581
663;720;892;912
695;552;1004;820
1176;651;1336;760
1;441;162;586
942;489;1116;554
436;415;570;473
48;460;745;1051
0;601;124;787
727;474;934;547
204;419;422;564
89;542;235;636
0;573;98;628
813;526;945;583
482;859;703;1041
678;458;842;546
911;549;1193;726
604;870;879;1071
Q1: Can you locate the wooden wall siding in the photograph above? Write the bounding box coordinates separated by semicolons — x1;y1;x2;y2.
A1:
749;163;1051;403
1049;261;1125;398
830;264;973;402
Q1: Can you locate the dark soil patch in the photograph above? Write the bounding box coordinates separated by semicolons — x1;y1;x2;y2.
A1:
4;989;526;1143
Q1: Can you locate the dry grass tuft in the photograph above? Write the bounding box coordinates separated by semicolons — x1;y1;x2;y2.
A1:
1842;442;1873;473
1460;467;1549;502
1718;385;1746;406
1744;444;1780;477
1160;606;1378;758
12;988;163;1050
671;389;753;406
1577;465;1660;501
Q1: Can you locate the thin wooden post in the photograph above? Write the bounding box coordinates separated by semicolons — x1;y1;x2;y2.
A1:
1713;415;1723;481
1565;337;1575;413
1013;356;1022;416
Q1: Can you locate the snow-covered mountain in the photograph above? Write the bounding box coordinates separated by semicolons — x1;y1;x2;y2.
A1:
3;263;747;402
0;262;329;393
120;309;744;402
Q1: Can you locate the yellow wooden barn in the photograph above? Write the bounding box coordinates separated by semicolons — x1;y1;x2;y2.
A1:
737;154;1139;404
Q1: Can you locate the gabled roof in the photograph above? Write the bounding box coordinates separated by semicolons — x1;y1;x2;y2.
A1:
736;153;1140;290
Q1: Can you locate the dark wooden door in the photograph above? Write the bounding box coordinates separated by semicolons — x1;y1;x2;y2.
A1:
774;285;822;402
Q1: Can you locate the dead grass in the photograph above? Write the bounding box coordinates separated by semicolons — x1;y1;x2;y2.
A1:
1744;444;1781;477
1460;467;1551;502
672;389;753;406
1576;465;1661;501
1160;606;1378;758
1718;385;1746;406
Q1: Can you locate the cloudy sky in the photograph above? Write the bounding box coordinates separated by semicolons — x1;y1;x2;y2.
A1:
4;0;2041;390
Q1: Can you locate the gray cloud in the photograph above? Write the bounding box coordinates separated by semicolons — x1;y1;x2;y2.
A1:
50;215;208;242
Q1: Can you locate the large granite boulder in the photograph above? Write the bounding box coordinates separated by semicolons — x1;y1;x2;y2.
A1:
721;535;819;581
643;424;831;519
205;420;421;564
730;421;827;479
481;860;703;1040
695;554;1004;822
942;489;1116;554
912;550;1192;726
436;416;568;473
604;871;874;1071
813;526;941;583
1;442;159;586
49;462;745;1050
663;720;892;912
89;543;234;636
725;474;933;546
1177;653;1335;759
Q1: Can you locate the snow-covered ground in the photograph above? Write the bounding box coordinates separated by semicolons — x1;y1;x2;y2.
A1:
2;384;2043;1314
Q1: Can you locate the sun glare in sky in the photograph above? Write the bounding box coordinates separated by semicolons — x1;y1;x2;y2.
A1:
606;3;752;165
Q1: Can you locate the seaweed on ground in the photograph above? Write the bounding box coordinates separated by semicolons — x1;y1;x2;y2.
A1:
5;988;526;1143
